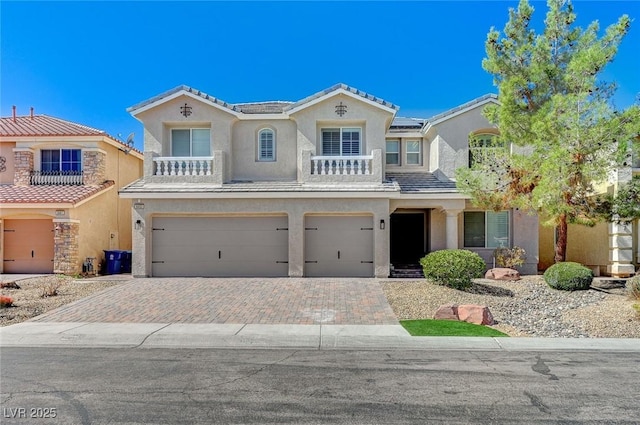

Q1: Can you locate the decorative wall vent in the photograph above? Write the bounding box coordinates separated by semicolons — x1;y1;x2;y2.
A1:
335;102;347;117
180;103;192;117
0;156;6;173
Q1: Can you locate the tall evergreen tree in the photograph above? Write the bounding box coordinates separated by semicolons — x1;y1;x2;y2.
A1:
456;0;640;263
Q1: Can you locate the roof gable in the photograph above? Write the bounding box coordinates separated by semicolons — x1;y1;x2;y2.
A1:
127;85;240;117
425;94;498;127
285;83;399;115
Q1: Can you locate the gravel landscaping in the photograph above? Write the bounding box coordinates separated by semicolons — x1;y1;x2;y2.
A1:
0;275;124;327
1;274;639;338
382;275;640;338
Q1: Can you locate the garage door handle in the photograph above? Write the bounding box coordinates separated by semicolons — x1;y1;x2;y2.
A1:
338;250;341;259
276;261;288;264
32;250;34;258
218;250;221;259
361;261;374;264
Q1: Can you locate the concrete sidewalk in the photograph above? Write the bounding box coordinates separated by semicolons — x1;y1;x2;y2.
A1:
1;322;639;351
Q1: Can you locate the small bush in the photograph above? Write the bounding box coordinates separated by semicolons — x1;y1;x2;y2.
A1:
40;281;62;298
493;246;526;269
543;262;593;291
0;295;14;308
420;249;486;290
626;275;640;300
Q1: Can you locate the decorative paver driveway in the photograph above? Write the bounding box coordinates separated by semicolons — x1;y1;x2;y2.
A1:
31;278;399;325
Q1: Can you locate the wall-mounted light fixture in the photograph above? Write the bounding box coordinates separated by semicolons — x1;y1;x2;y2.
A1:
379;219;385;230
135;219;142;230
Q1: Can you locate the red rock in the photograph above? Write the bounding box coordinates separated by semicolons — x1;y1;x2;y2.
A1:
457;304;494;325
485;267;521;281
434;304;459;321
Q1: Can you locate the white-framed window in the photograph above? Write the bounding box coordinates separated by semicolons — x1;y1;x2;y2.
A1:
258;128;275;161
171;128;211;156
321;127;361;156
406;140;421;165
386;140;400;165
469;133;504;167
41;149;82;172
464;211;509;248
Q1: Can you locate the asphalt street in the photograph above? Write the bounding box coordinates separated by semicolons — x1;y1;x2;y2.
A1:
1;347;638;424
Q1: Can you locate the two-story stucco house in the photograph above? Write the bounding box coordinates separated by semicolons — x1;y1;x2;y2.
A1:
0;108;143;274
121;84;540;278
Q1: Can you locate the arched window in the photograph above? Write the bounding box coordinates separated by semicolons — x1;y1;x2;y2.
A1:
258;128;275;161
469;132;504;167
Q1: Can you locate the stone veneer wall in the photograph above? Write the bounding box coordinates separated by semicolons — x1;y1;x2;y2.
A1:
83;150;106;185
54;221;80;274
13;150;33;186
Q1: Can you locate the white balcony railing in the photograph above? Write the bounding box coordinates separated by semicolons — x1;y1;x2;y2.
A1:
30;170;83;185
153;156;214;176
310;155;374;175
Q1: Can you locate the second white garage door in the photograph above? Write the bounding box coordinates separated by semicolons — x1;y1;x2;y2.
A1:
152;216;288;277
304;216;374;277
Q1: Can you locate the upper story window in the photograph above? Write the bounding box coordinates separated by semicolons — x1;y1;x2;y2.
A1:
171;128;210;157
386;140;400;165
322;127;361;156
469;133;505;167
406;140;421;165
258;129;275;161
41;149;81;172
464;211;509;248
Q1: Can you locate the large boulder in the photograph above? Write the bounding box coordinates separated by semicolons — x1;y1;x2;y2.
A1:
433;304;459;321
485;267;521;281
457;304;494;325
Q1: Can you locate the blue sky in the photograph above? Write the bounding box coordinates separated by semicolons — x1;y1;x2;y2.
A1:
2;1;639;149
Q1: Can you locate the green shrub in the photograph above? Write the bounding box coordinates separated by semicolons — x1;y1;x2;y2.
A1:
543;262;593;291
626;275;640;300
420;249;486;290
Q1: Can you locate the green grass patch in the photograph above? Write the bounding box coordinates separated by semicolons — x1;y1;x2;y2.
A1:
400;319;509;337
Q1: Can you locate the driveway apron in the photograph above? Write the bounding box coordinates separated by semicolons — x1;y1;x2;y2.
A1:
29;278;399;325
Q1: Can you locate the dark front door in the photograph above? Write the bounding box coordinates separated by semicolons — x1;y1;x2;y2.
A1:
390;213;426;266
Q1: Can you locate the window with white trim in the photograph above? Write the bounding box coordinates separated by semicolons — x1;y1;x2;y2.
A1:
406;140;421;165
171;128;211;156
386;140;400;165
321;128;361;156
258;129;275;161
41;149;82;172
464;211;509;248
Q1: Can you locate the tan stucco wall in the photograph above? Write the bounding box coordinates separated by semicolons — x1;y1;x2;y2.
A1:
131;197;391;278
539;222;610;274
231;120;297;181
0;141;16;184
432;106;497;178
136;94;236;181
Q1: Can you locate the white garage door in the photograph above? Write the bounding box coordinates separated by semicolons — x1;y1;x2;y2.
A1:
152;216;288;277
304;216;374;277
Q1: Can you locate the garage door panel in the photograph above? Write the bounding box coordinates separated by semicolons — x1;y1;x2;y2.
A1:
152;216;288;277
3;219;54;274
305;216;374;277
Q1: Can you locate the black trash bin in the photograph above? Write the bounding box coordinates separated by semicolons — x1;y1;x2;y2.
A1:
104;250;125;275
121;250;132;273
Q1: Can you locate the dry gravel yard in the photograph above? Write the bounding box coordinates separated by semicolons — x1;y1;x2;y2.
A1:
0;275;124;327
382;275;640;338
1;274;639;337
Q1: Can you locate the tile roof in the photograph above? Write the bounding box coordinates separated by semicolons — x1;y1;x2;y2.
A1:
425;93;498;124
285;83;399;112
0;114;109;137
385;172;458;193
0;181;115;204
234;101;294;114
127;85;239;114
120;179;399;194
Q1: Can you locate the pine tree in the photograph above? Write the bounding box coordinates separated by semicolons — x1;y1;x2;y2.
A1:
456;0;640;263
